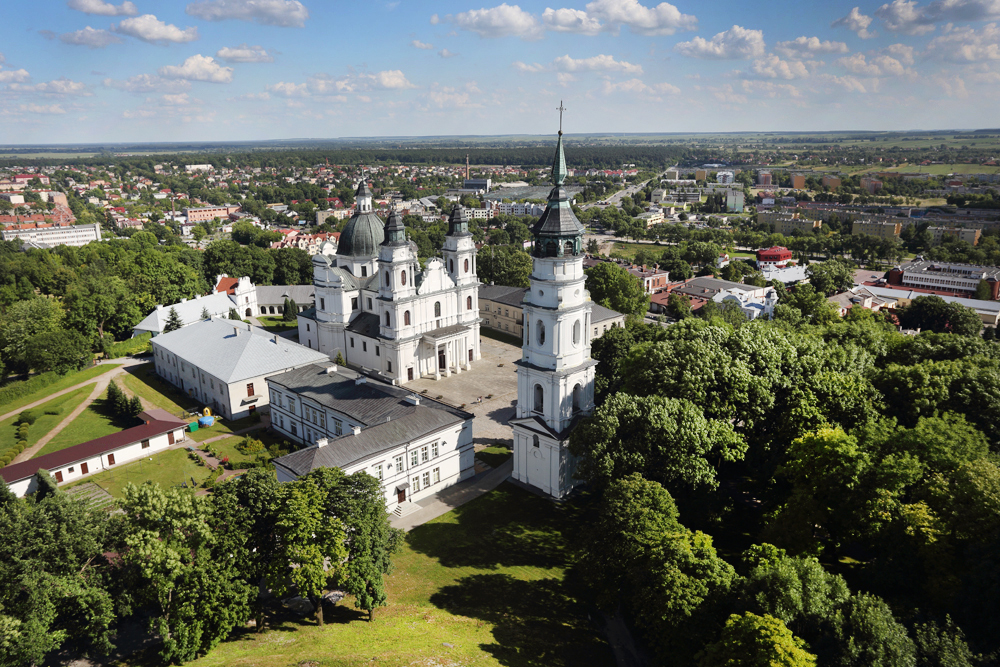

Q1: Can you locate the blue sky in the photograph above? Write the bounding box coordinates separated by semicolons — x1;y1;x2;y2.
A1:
1;0;999;143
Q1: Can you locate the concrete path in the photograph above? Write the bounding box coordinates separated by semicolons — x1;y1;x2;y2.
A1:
10;359;148;464
390;458;513;532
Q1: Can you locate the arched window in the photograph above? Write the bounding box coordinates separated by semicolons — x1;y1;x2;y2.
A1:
537;320;545;345
464;258;469;273
532;434;540;448
572;384;582;412
449;259;454;273
572;319;581;346
546;241;557;257
401;270;407;286
533;385;544;413
404;310;411;326
385;271;390;287
467;295;472;310
565;240;574;256
384;311;390;326
434;302;441;317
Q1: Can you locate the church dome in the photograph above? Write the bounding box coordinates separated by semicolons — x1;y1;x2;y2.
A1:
336;212;385;257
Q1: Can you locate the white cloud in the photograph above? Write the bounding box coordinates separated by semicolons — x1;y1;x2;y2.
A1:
875;0;936;34
740;80;802;99
817;73;868;92
10;78;90;95
885;43;916;65
831;7;876;38
439;49;457;57
442;4;543;39
267;81;309;97
542;8;603;34
600;78;680;95
0;69;31;83
59;26;123;48
158;55;234;83
837;53;883;75
752;54;812;79
68;0;138;16
552;53;643;73
426;85;482;109
412;40;434;49
215;44;274;62
185;0;309;27
774;36;848;58
932;72;969;97
368;70;415;89
675;25;765;60
269;70;416;98
102;74;191;93
123;108;156;118
513;61;545;72
582;0;696;36
229;91;271;101
0;53;5;64
161;93;193;106
925;23;1000;61
19;103;66;114
113;15;199;44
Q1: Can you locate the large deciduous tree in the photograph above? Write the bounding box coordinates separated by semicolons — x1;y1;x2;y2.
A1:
697;613;817;667
585;262;649;319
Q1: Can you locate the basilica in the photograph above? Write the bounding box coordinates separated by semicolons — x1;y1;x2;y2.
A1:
297;182;481;385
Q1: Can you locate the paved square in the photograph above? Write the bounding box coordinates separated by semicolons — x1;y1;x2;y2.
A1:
406;336;522;447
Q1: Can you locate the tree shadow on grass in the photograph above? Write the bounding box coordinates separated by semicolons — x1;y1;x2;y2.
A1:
405;483;582;571
431;573;613;667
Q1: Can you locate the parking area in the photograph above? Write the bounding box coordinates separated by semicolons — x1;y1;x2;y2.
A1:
405;336;522;447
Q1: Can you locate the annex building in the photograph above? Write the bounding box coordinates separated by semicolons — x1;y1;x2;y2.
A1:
298;182;481;386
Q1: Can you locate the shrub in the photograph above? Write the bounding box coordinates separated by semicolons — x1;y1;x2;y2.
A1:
17;410;38;425
104;333;152;359
0;371;60;409
236;437;265;455
44;409;61;416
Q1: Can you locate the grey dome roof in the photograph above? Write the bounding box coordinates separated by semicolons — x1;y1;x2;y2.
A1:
337;212;385;257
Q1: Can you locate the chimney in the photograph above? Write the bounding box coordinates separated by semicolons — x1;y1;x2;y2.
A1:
156;304;163;311
315;437;329;448
180;298;187;303
351;425;361;436
233;327;239;336
405;394;420;406
272;335;279;344
326;365;338;374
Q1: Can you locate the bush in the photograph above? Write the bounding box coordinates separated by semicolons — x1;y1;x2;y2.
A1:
43;409;61;416
17;410;38;425
104;333;152;359
0;372;60;409
235;436;265;455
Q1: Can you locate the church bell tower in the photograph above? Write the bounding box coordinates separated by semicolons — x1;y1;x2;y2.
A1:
510;107;596;499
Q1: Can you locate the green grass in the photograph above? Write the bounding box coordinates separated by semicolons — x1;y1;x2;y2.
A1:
479;326;522;347
119;363;192;416
180;483;611;667
475;445;512;469
256;315;297;332
37;392;139;457
879;163;1000;175
0;364;121;416
73;447;210;498
0;387;92;458
187;414;261;442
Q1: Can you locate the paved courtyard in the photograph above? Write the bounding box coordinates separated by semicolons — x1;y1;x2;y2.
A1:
406;336;521;448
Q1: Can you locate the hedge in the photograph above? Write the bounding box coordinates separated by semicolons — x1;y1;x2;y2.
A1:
0;372;61;409
105;333;152;359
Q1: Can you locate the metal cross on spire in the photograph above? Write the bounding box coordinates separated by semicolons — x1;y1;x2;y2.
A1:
556;100;566;135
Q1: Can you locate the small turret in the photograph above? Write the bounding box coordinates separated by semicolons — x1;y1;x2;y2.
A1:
447;205;470;236
383;209;407;246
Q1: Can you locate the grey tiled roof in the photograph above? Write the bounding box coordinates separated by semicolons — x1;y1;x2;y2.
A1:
590;302;624;323
256;284;315;305
151;318;330;383
133;292;236;334
479;284;527;307
347;312;380;337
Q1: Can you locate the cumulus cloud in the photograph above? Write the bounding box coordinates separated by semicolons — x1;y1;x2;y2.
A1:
122;108;156;118
875;0;936;34
513;60;545;72
266;81;308;97
185;0;309;27
675;25;765;59
113;15;199;43
875;0;1000;34
602;78;681;95
268;70;415;97
831;7;876;38
542;8;603;34
439;49;457;57
752;54;813;79
885;43;916;65
9;78;90;95
0;69;32;83
68;0;138;16
102;74;191;93
59;26;123;48
158;55;234;83
774;36;848;58
19;103;66;114
582;0;696;35
215;44;274;62
438;4;543;39
836;53;883;75
817;73;868;92
411;40;434;49
160;93;194;106
552;53;643;73
426;84;482;109
925;23;1000;61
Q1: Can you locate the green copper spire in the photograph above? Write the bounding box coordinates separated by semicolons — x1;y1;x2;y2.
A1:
552;132;567;186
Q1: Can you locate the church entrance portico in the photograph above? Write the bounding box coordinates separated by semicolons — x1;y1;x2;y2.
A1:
422;325;472;380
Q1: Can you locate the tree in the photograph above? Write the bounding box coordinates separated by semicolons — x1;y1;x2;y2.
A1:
0;297;64;374
334;350;346;366
697;613;817;667
807;259;854;295
163;307;183;333
827;593;916;667
229;308;240;320
570;393;745;491
586;238;600;254
899;296;982;336
201;306;210;320
974;279;992;301
667;293;693;320
477;245;533;288
283;298;298;321
24;330;91;374
585;262;649;319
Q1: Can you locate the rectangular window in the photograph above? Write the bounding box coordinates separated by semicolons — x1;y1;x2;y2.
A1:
279;415;285;428
288;398;295;412
334;419;342;435
410;450;418;467
422;471;430;488
387;361;392;373
432;467;440;484
141;439;150;449
431;442;439;458
412;476;421;492
373;464;383;480
350;338;355;348
367;297;373;309
291;423;297;436
362;341;367;352
306;323;310;331
394;454;404;472
351;297;358;310
375;346;380;357
421;446;428;463
247;382;254;397
320;297;325;310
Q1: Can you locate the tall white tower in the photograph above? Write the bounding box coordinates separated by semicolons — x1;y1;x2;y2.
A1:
441;206;480;331
510;121;596;499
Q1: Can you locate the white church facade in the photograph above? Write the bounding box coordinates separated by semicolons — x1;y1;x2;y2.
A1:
298;182;481;386
510;127;597;499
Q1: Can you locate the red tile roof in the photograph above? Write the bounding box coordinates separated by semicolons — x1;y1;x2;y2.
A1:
216;276;239;294
0;420;186;485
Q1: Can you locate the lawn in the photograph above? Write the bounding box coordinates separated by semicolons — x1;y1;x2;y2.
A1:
256;315;297;333
0;387;91;459
38;390;139;456
74;447;210;498
480;326;522;348
0;364;122;416
119;363;192;417
475;444;512;469
187;414;261;442
181;483;612;667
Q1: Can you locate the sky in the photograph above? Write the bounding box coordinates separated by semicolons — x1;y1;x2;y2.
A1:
1;0;999;143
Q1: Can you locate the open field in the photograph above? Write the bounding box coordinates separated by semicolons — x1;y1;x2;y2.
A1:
0;364;121;416
38;391;138;456
120;363;194;416
69;447;209;498
187;414;260;442
0;387;91;459
177;483;611;667
877;163;1000;175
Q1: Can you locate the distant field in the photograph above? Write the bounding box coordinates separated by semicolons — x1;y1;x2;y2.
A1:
878;163;1000;175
